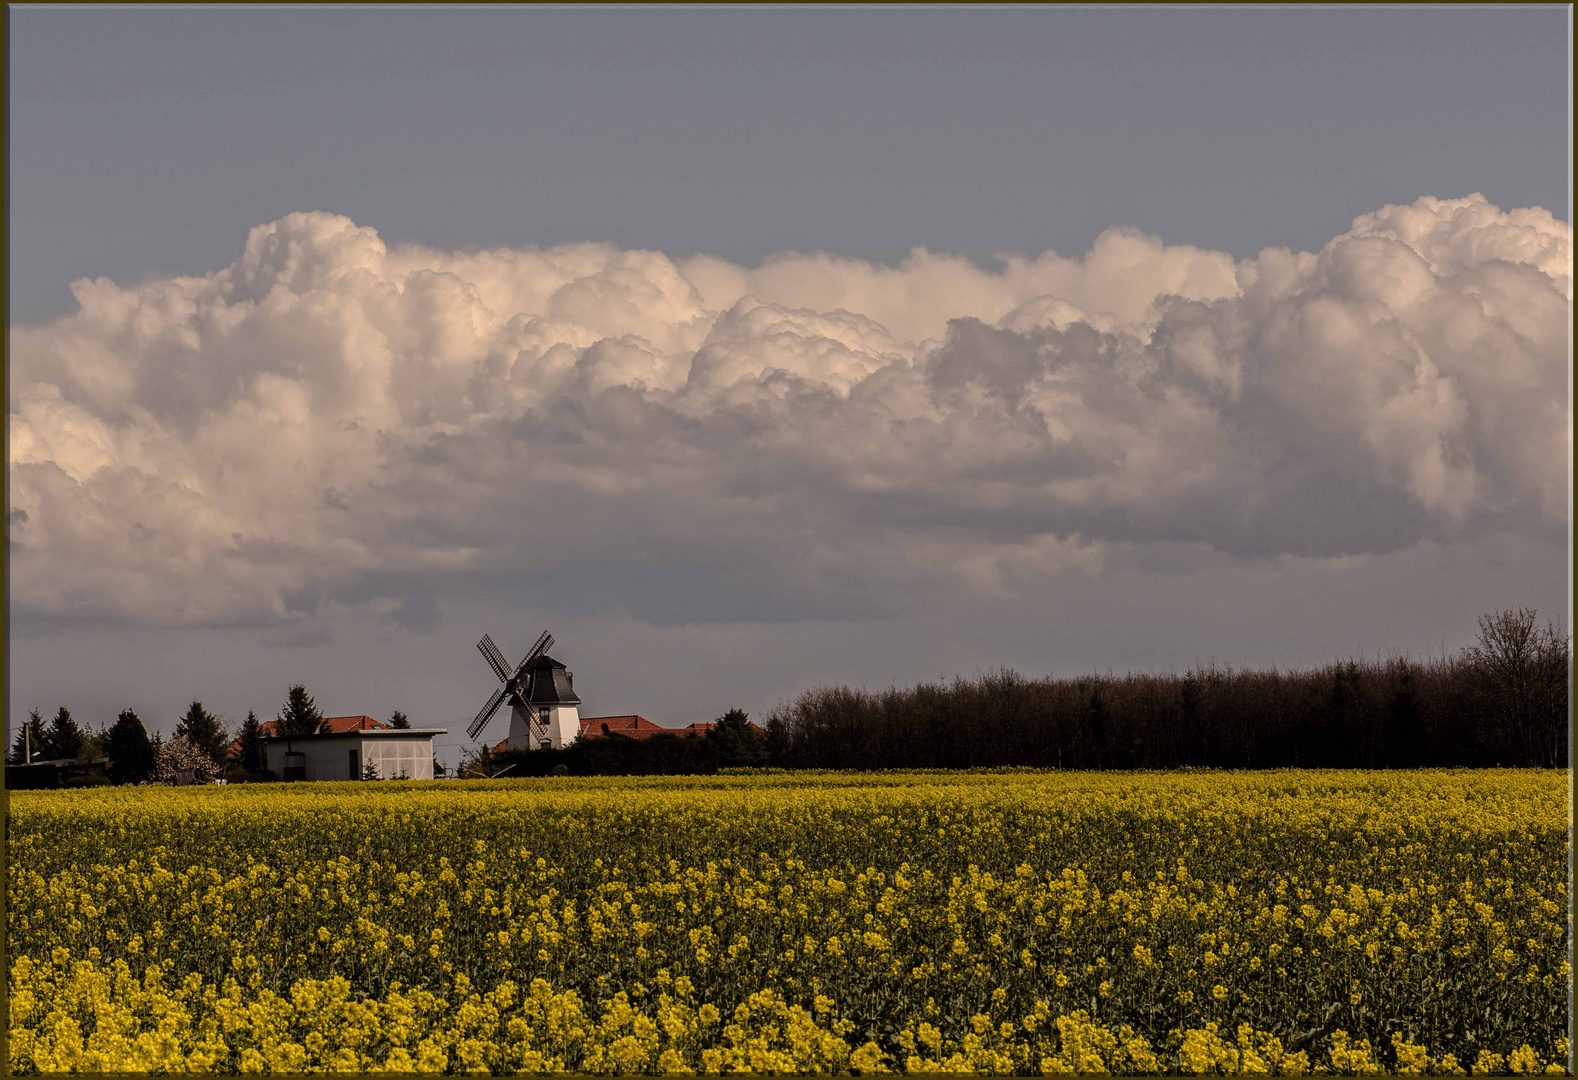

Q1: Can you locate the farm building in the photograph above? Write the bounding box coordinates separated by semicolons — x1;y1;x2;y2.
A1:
4;757;106;790
235;715;447;782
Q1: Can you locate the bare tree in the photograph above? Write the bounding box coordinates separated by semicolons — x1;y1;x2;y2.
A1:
1468;608;1540;765
1530;618;1571;768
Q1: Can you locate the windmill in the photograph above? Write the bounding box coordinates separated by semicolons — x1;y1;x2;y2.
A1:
468;630;554;748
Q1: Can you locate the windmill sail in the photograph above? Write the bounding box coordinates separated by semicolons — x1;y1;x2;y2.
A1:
513;631;554;679
478;635;511;682
468;685;509;740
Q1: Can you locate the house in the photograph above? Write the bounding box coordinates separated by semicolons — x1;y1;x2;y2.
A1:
234;715;447;782
579;715;675;740
493;714;680;751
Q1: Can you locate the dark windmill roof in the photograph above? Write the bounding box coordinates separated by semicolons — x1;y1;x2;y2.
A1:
527;654;581;705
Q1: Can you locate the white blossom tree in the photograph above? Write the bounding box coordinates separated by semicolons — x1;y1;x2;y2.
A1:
153;736;222;785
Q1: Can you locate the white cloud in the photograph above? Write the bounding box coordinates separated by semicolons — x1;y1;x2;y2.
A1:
7;194;1569;627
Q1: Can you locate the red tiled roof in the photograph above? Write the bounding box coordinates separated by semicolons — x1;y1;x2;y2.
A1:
228;715;388;757
580;715;672;739
319;715;388;734
490;715;702;752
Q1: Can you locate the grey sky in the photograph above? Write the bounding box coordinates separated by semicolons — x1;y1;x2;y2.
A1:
6;6;1571;768
9;5;1569;323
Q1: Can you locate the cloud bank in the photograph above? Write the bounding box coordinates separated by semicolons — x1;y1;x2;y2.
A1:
8;195;1569;628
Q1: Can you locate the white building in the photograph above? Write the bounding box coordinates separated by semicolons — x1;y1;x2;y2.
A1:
261;726;447;781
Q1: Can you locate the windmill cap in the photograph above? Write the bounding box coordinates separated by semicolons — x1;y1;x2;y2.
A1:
527;654;581;705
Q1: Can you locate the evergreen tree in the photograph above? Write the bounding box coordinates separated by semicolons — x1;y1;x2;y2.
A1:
8;708;47;765
277;685;324;736
706;708;769;767
389;711;411;729
106;710;155;785
43;706;85;761
236;711;265;772
175;701;228;768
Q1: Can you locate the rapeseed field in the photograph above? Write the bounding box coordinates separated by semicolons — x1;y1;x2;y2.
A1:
6;769;1571;1074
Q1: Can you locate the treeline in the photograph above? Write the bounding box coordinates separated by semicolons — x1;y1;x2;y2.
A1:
5;702;231;787
762;609;1570;770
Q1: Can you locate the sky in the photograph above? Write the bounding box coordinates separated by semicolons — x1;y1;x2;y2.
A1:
6;5;1572;769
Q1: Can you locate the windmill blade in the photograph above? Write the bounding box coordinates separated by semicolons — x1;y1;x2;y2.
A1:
467;686;509;740
512;630;554;679
508;694;551;742
477;635;511;683
527;707;549;743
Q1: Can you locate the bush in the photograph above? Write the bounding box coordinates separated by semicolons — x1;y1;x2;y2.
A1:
60;772;112;789
483;734;720;778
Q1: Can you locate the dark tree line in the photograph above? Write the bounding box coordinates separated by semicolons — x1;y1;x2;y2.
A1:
763;610;1570;771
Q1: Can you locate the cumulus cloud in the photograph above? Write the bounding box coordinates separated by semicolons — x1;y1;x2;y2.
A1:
7;195;1569;627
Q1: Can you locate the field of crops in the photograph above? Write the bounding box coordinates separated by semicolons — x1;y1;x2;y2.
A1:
6;769;1572;1074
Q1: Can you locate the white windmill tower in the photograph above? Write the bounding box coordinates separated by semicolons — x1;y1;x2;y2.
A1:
467;630;582;750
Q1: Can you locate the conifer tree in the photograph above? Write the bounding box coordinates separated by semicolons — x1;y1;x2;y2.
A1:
236;711;265;772
277;685;324;735
706;708;769;767
174;701;228;768
43;706;85;761
389;711;411;729
106;710;155;784
7;708;47;765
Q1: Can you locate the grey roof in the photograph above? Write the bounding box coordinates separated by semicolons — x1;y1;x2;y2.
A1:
352;728;448;737
527;654;581;705
264;728;447;740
